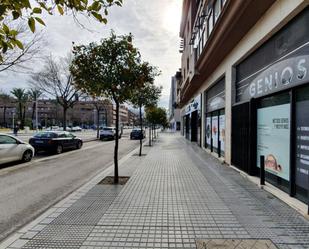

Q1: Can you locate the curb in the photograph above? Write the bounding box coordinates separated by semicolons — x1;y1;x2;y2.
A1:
0;141;145;249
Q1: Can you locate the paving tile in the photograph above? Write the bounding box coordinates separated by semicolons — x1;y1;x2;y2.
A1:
14;133;309;249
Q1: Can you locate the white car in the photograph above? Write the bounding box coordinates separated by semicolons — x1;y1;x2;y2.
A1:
0;133;35;165
99;127;121;140
71;126;82;132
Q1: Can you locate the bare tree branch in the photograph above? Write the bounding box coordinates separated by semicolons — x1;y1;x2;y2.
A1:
0;20;45;74
30;54;82;129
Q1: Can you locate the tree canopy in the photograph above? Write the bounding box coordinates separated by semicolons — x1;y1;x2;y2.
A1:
71;31;149;183
71;31;146;103
0;0;123;61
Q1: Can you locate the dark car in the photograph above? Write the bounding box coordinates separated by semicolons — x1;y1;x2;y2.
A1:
29;131;83;154
130;128;146;140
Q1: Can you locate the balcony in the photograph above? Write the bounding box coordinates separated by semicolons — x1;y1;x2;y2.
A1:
180;0;276;105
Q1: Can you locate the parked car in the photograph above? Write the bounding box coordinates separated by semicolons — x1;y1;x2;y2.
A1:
99;127;121;140
71;126;82;132
29;131;83;154
130;128;146;140
45;126;60;131
0;133;35;164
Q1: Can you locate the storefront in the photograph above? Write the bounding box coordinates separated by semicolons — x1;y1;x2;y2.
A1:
204;77;225;158
183;95;202;146
232;7;309;202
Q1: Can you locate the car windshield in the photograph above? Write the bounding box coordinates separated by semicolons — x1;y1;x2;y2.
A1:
34;132;57;138
103;128;113;131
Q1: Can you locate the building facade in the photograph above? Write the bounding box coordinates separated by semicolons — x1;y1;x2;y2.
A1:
179;0;309;203
169;75;181;131
0;98;115;128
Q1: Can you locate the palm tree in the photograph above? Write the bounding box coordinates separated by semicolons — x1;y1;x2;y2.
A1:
28;88;42;129
0;92;11;128
11;88;28;129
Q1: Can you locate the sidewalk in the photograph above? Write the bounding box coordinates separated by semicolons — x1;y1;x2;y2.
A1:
2;133;309;249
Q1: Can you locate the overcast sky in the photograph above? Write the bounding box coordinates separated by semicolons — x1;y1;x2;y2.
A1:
0;0;182;108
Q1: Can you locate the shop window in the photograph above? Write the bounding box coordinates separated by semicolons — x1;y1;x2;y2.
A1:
257;92;290;193
295;85;309;202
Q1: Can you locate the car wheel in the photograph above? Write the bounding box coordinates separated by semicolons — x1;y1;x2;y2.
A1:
76;141;82;149
56;145;63;154
22;150;33;162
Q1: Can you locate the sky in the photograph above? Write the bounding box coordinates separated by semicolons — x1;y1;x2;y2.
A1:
0;0;182;108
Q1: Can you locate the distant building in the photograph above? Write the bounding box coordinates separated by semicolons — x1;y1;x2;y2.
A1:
168;75;181;131
0;98;115;128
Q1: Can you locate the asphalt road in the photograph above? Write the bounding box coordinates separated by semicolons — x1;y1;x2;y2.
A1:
0;137;139;242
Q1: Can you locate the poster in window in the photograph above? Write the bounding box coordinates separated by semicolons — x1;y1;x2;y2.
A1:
219;114;225;154
296;99;309;189
206;116;211;147
257;104;290;181
212;115;218;149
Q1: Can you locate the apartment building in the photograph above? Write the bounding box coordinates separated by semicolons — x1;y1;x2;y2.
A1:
0;98;115;128
168;75;181;131
179;0;309;203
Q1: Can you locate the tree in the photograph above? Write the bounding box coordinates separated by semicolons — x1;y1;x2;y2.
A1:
146;106;168;144
0;21;44;74
0;0;123;61
129;81;162;156
0;91;11;127
31;55;81;130
71;31;143;184
27;88;42;130
10;88;28;129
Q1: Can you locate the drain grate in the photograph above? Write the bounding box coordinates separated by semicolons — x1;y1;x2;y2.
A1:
196;239;278;249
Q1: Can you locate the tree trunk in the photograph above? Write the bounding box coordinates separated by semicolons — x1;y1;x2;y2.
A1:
18;102;22;127
3;106;6;128
139;105;143;156
63;108;67;131
148;123;151;146
21;105;26;129
114;101;119;184
31;102;35;130
96;109;100;139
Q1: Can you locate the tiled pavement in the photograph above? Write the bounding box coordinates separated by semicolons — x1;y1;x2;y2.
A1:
4;133;309;249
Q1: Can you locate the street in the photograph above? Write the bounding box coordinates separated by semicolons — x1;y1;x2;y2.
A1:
0;137;139;242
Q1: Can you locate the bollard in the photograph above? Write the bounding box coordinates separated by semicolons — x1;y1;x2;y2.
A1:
260;155;265;186
218;140;221;158
211;138;213;152
308;171;309;215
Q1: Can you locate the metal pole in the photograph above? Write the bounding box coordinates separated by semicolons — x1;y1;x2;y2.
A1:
307;171;309;215
12;113;15;130
211;138;213;152
260;155;265;186
35;98;38;132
